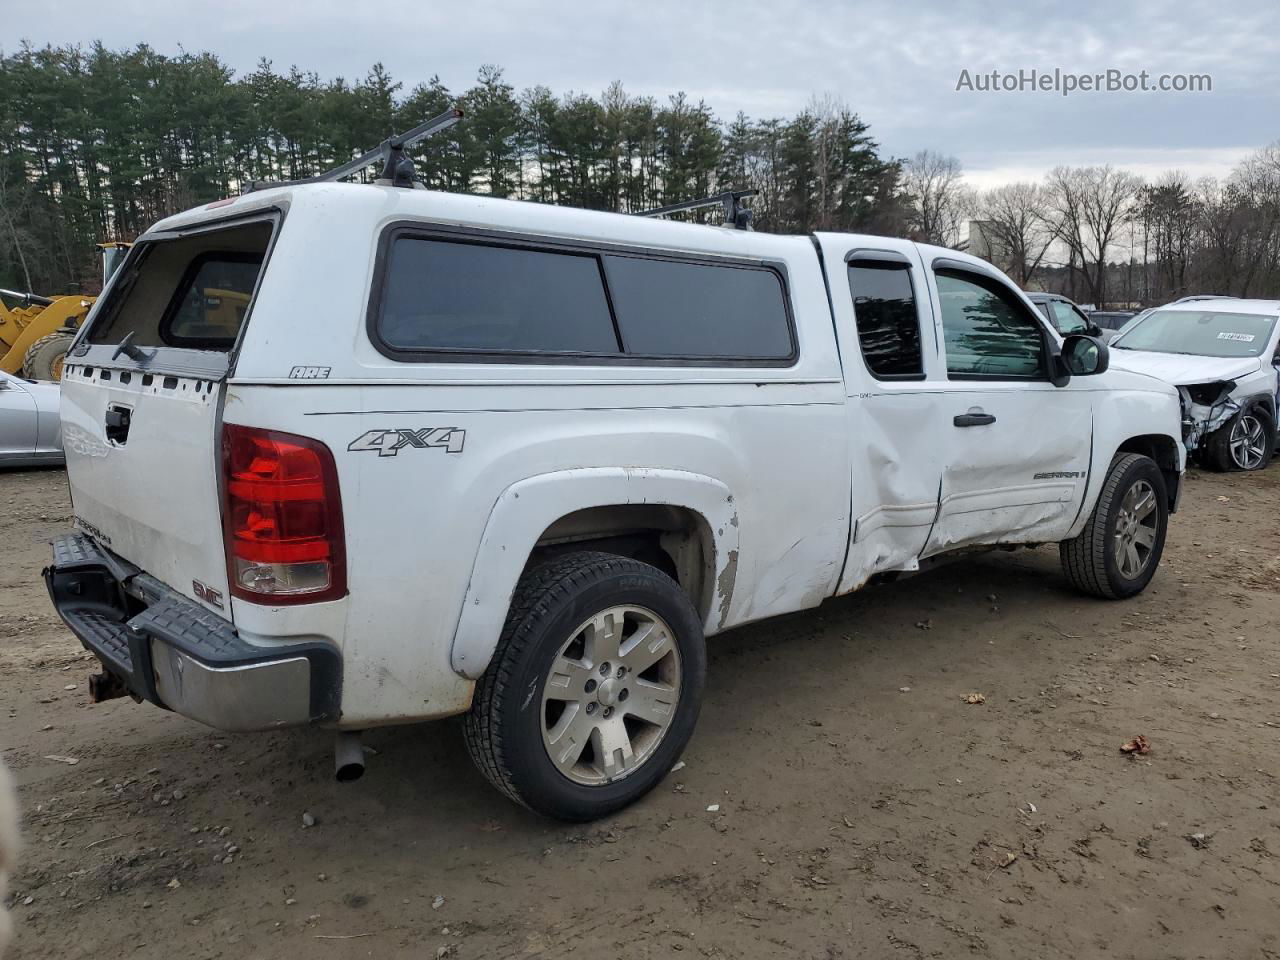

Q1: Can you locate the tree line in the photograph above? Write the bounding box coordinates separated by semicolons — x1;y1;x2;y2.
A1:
2;42;1277;308
0;44;907;293
917;146;1280;307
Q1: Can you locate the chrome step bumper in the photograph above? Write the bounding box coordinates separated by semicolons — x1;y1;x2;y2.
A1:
44;532;341;731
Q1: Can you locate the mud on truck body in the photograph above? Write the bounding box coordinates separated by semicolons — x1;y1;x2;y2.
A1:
45;178;1185;820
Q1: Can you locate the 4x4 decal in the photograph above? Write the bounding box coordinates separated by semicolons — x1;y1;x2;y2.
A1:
348;427;466;457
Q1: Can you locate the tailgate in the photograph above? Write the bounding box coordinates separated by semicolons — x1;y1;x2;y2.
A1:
60;367;230;609
59;213;278;615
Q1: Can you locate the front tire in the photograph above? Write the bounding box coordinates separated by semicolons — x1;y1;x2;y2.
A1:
1060;453;1168;599
463;551;706;821
1204;406;1274;472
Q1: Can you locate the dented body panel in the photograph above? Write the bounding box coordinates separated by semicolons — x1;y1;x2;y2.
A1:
53;184;1183;732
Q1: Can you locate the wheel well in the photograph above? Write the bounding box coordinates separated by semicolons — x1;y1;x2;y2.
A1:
1116;434;1181;511
1243;393;1276;422
528;505;715;622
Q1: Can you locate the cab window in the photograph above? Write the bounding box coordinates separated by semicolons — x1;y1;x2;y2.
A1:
165;256;262;347
847;260;924;379
936;270;1046;380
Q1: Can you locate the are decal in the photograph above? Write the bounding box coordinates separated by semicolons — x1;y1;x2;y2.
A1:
288;365;332;379
1216;332;1256;342
348;427;466;457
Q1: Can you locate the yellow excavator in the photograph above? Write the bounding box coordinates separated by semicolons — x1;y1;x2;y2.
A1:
0;242;131;381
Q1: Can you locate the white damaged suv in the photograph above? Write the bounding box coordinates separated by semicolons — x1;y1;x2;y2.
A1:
1109;298;1280;471
43;177;1186;820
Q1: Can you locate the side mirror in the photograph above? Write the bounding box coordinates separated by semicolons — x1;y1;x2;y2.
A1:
1062;334;1109;377
1087;323;1104;338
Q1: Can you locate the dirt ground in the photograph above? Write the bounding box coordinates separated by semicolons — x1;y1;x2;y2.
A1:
2;465;1279;960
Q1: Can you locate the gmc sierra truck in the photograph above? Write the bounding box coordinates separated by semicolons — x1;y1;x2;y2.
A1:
45;180;1184;820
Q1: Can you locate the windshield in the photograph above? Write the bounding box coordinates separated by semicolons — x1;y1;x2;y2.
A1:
1112;308;1277;358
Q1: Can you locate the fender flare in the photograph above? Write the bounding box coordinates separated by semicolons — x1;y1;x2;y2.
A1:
449;467;740;680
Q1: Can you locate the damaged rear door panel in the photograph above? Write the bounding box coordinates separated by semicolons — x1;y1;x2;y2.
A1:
814;235;945;592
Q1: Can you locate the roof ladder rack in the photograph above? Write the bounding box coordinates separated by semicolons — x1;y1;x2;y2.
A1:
636;189;758;230
244;106;465;193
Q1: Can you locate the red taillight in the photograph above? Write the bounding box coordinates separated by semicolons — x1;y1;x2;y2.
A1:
221;423;346;604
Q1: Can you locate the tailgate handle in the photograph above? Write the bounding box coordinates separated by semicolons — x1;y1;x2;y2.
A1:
105;405;132;445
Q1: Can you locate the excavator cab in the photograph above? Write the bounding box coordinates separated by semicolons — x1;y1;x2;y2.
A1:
99;242;130;287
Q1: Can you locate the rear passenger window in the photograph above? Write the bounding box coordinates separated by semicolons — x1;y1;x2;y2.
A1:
376;238;620;354
847;261;923;378
371;231;796;364
936;270;1046;380
604;255;794;360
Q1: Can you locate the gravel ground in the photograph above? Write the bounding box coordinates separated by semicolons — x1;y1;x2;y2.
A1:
1;464;1278;959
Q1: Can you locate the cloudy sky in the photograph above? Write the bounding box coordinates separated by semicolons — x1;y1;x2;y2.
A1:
8;0;1278;186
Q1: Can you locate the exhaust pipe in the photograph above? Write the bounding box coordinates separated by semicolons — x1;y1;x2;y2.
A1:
334;731;366;782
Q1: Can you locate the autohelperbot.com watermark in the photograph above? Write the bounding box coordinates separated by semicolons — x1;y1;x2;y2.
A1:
955;68;1211;97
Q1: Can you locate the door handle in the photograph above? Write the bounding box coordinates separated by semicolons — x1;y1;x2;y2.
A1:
954;412;996;427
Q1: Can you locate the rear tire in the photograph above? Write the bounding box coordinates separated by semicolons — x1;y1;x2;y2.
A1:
1060;453;1168;599
22;331;75;382
463;551;706;821
1203;406;1274;472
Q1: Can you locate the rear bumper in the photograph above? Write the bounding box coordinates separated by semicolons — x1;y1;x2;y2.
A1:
44;532;341;731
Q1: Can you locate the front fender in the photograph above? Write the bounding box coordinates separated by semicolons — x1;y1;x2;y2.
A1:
1070;384;1185;538
449;467;739;680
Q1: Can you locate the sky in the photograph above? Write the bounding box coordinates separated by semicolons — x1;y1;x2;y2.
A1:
7;0;1279;187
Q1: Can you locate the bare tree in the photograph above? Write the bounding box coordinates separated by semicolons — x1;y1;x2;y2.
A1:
808;94;843;232
973;182;1054;285
1194;176;1237;295
902;150;975;247
1045;165;1143;307
1132;172;1200;301
1225;143;1280;297
0;168;35;291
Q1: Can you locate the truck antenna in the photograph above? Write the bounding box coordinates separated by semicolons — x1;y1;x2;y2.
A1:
636;189;758;230
244;106;465;193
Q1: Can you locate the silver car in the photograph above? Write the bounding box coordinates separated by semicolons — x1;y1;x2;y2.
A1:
0;371;63;467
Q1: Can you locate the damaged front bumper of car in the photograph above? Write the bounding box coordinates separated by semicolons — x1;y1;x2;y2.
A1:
1178;380;1238;453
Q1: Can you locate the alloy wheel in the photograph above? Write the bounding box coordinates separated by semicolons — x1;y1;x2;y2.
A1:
540;605;682;786
1113;479;1158;579
1230;413;1267;470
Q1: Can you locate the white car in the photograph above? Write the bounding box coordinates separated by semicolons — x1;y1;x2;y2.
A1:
0;370;63;467
44;176;1184;820
1109;299;1280;471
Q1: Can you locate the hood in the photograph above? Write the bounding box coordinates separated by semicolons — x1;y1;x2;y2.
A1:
1109;349;1261;386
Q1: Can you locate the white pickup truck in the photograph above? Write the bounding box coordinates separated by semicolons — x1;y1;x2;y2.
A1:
44;180;1184;820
